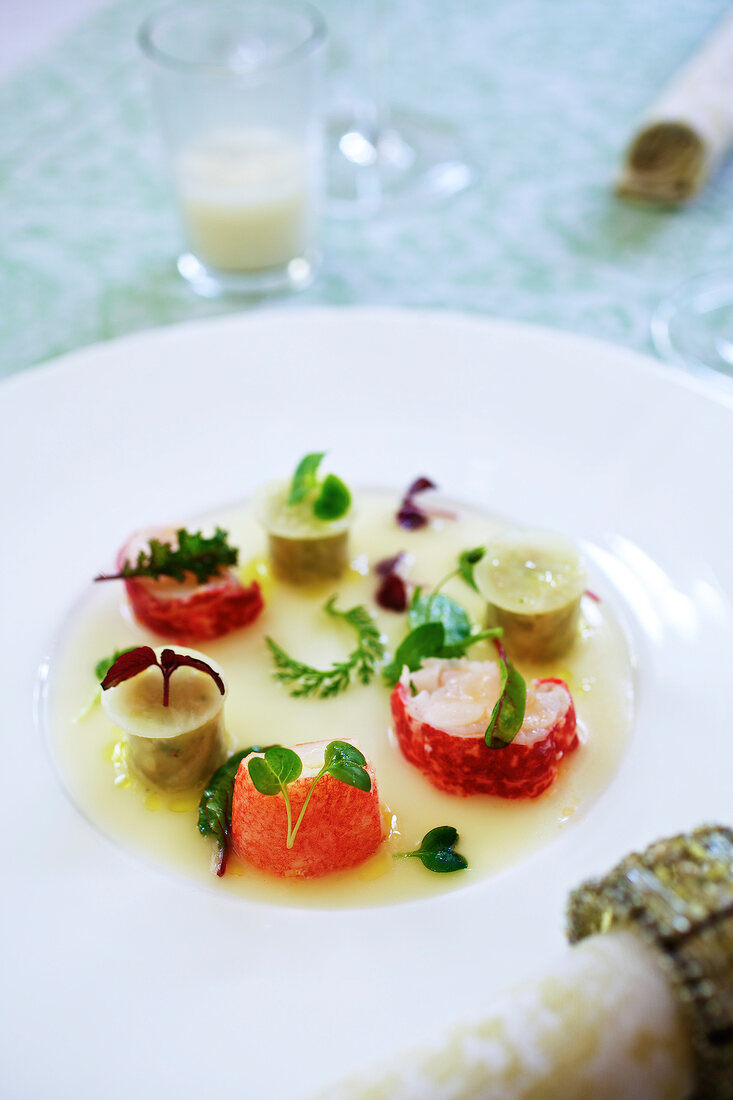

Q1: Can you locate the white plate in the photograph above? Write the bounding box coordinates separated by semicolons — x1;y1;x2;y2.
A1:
3;307;732;1099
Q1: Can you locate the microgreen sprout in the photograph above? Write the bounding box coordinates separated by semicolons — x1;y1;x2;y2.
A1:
100;646;225;707
248;742;371;849
382;586;501;686
287;452;351;522
397;826;468;873
427;545;487;606
457;546;487;591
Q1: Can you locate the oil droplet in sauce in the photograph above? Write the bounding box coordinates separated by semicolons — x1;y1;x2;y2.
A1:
42;492;634;909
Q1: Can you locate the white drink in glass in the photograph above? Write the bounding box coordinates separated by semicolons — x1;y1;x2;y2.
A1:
175;127;310;273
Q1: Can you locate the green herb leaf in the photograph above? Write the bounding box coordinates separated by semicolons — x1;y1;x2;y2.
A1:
324;740;367;768
95;646;137;683
76;645;140;721
438;628;503;658
409;589;472;645
399;826;468;873
458;546;486;592
198;746;267;876
326;762;372;791
313;474;351;521
288;452;325;506
383;592;501;686
485;658;526;747
248;746;303;795
323;740;371;791
427;545;487;604
419;849;469;873
419;825;460;852
198;749;250;840
267;598;385;698
286;452;351;522
95;527;238;585
382;622;446;685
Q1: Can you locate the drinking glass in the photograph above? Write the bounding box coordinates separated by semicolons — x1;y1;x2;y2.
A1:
325;0;476;215
139;1;326;297
652;270;733;383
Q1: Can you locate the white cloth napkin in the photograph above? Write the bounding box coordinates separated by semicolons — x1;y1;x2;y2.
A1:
618;9;733;203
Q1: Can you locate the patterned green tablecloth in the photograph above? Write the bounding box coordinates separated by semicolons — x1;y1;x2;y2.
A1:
2;0;733;380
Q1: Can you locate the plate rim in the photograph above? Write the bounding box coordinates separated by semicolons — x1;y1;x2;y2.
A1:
4;304;733;412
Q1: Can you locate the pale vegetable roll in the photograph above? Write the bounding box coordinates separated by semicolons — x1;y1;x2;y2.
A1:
255;481;349;585
256;452;353;584
259;482;351;583
100;645;227;790
473;530;586;661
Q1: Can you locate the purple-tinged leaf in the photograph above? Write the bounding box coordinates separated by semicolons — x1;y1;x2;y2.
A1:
101;645;224;708
397;504;430;530
406;477;437;496
374;552;410;611
100;646;158;690
375;552;406;576
396;476;456;530
376;572;408;612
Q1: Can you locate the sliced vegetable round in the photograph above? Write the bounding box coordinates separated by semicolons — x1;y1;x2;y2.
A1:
100;645;228;790
473;530;586;660
256;483;352;583
100;645;226;737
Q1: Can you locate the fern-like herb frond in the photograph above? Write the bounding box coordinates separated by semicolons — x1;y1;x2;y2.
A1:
266;597;385;699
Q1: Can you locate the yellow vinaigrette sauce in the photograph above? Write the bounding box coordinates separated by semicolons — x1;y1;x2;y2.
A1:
45;491;634;908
